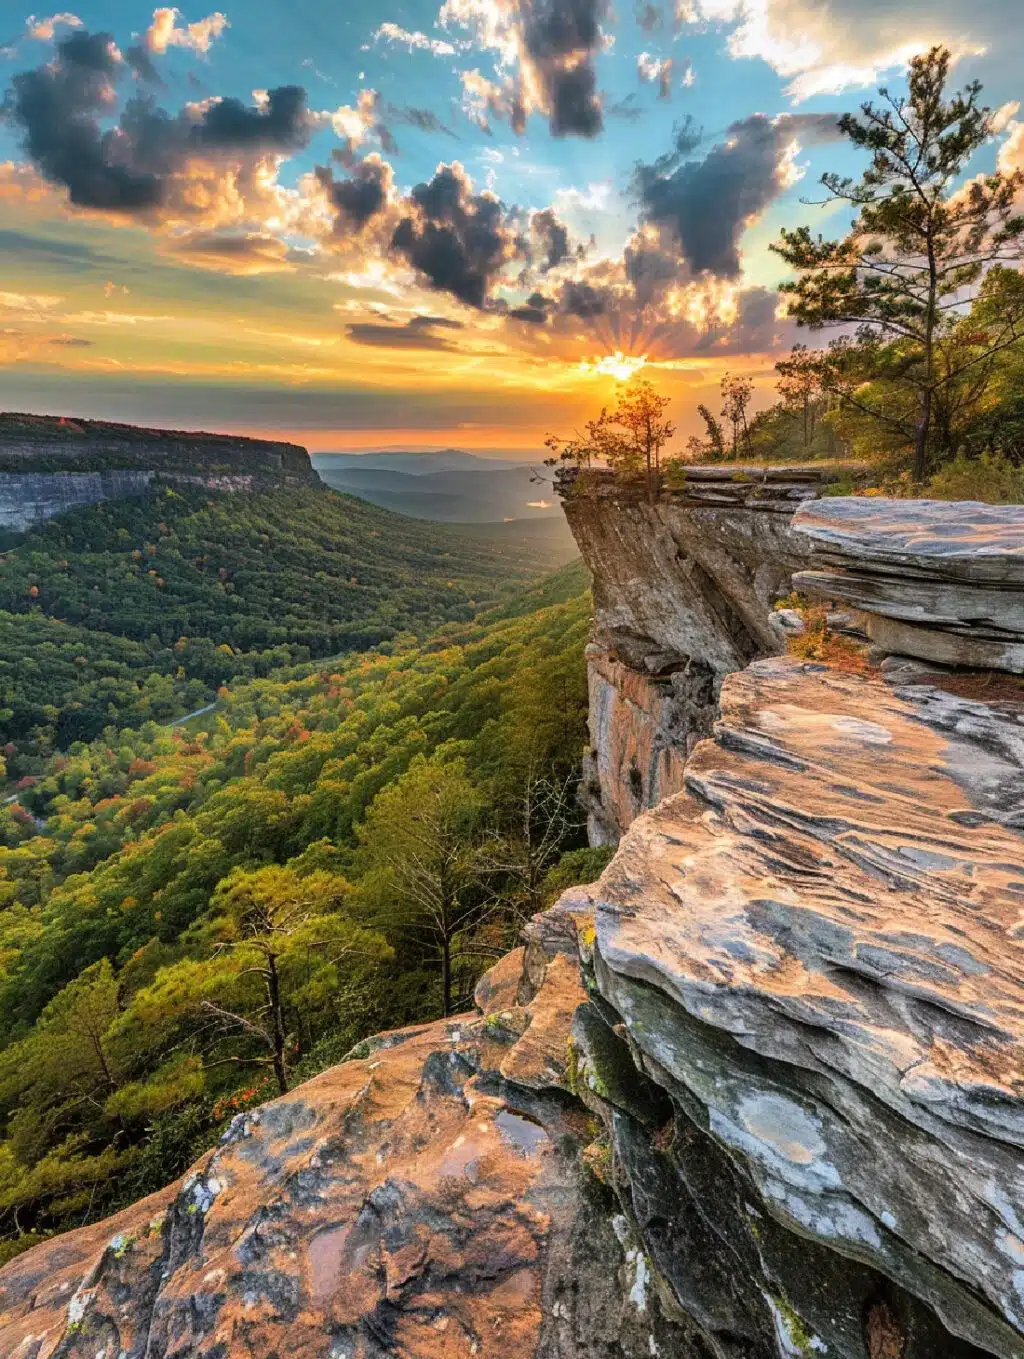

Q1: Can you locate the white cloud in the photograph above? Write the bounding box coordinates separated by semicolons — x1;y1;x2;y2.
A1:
637;52;673;97
145;7;229;56
25;12;82;41
678;0;995;101
373;22;458;57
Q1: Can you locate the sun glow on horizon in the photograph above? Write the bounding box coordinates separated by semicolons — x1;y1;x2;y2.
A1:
581;351;648;382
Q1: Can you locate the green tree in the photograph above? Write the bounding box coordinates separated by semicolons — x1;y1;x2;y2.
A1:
355;757;487;1017
720;373;754;459
773;46;1024;481
546;380;676;499
122;866;390;1095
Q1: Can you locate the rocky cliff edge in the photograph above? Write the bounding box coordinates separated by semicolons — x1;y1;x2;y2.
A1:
1;487;1023;1359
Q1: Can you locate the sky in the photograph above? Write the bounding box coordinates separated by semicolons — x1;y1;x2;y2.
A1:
0;0;1021;453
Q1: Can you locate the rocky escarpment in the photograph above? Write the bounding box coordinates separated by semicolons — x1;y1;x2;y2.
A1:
559;465;854;842
3;648;1021;1359
1;485;1022;1359
579;655;1024;1359
0;412;321;533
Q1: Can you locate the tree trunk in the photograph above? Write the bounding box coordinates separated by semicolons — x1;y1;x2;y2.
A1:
913;386;932;484
265;954;289;1095
440;935;452;1018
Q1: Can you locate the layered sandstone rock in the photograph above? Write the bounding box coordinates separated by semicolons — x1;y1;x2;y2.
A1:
793;497;1024;672
0;413;320;532
582;656;1024;1358
559;466;850;840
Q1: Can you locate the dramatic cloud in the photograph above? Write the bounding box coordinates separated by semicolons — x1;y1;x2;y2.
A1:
7;29;312;213
559;278;610;317
25;12;82;41
166;230;295;273
192;85;310;151
318;154;393;231
632;112;840;277
10;31;164;211
678;0;1004;101
531;207;572;270
144;8;229;57
440;0;611;137
329;89;394;166
346;314;465;350
390;162;525;307
508;290;551;323
637;52;673;98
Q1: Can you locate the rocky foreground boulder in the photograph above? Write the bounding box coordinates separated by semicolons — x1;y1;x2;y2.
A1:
2;653;1022;1358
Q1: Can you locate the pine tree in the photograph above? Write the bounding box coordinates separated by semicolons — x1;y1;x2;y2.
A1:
772;47;1024;480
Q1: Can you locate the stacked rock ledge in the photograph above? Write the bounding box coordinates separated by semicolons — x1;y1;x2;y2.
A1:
793;497;1024;673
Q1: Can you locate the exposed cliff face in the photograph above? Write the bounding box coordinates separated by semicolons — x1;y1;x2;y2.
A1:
561;467;839;841
2;482;1022;1359
0;412;320;532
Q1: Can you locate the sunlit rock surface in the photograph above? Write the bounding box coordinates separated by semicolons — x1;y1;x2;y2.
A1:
587;656;1024;1358
793;497;1024;672
0;934;686;1359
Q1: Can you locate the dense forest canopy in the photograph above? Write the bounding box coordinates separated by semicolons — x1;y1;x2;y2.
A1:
0;484;569;775
0;559;606;1258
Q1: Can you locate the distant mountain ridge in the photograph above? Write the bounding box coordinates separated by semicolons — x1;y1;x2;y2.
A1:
313;449;534;474
312;449;562;526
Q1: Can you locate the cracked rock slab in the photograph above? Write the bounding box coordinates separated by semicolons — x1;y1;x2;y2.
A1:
592;656;1024;1358
0;952;681;1359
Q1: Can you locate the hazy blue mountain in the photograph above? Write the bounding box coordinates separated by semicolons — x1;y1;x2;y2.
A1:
312;454;561;525
312;450;532;476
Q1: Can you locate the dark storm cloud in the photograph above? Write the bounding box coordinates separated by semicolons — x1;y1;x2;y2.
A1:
509;289;552;324
318;156;392;230
520;0;610;138
624;236;682;307
559;279;609;317
8;30;164;210
632;112;841;277
390;164;524;309
189;85;311;151
6;29;312;213
346;314;465;350
531;208;571;271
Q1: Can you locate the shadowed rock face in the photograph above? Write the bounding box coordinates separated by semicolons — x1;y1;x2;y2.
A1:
0;413;320;532
559;469;837;841
793;498;1024;673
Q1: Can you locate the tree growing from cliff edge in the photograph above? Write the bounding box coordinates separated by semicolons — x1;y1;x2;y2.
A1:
546;380;676;500
772;46;1024;481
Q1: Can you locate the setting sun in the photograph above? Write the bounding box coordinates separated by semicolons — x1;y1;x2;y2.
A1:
582;352;649;383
